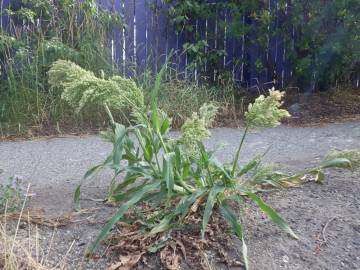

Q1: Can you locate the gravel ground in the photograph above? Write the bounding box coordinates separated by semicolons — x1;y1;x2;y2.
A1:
0;121;360;269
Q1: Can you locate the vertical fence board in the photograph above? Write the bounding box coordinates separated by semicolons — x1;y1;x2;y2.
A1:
135;0;147;74
157;3;168;68
111;0;123;68
1;0;10;31
196;18;207;79
216;7;225;79
206;5;216;81
123;0;134;76
145;0;158;74
165;12;178;76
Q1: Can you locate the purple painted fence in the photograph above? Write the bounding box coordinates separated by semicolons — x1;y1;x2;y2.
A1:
96;0;290;87
1;0;359;89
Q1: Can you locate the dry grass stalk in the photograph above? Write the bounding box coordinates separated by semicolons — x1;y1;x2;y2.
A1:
0;184;75;270
0;208;98;228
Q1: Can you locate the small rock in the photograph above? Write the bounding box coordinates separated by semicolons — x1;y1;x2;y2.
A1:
288;103;302;114
282;255;289;264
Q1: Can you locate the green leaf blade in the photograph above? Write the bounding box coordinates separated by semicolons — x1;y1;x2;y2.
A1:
220;202;248;270
150;189;206;235
237;158;259;177
320;158;352;170
112;124;127;171
88;181;160;254
74;185;81;212
83;154;113;179
246;192;298;239
163;152;175;199
201;185;225;239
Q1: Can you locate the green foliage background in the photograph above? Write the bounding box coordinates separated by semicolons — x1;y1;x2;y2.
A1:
165;0;360;89
0;0;124;135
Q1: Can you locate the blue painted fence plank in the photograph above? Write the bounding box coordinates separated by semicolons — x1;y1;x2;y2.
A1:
135;0;147;74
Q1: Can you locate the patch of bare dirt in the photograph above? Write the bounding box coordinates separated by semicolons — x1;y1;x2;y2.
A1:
217;88;360;128
284;88;360;126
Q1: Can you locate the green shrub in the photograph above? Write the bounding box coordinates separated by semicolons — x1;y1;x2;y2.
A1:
155;80;215;125
0;177;23;214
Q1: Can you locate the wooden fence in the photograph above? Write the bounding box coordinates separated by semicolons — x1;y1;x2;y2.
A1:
1;0;359;89
96;0;292;88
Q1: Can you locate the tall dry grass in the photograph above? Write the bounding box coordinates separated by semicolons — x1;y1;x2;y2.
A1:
0;185;73;270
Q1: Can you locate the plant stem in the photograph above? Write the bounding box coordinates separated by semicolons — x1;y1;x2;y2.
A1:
231;126;249;176
206;166;214;186
177;178;194;193
104;103;115;127
154;153;161;171
156;131;168;153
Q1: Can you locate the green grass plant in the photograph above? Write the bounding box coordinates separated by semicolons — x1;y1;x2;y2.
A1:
48;62;360;269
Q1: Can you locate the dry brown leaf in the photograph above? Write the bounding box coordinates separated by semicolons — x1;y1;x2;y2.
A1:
190;195;205;213
107;252;144;270
175;240;187;260
107;209;242;270
0;208;97;227
160;244;181;270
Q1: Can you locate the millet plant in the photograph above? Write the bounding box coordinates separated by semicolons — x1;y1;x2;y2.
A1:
48;60;359;269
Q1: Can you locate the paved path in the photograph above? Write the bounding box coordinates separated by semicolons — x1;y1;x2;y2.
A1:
0;121;359;211
1;121;359;185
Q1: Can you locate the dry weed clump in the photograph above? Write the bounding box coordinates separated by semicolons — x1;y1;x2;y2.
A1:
0;186;77;270
0;208;98;228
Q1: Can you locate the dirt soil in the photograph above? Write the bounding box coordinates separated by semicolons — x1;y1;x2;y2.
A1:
219;88;360;128
0;121;360;269
283;88;360;126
